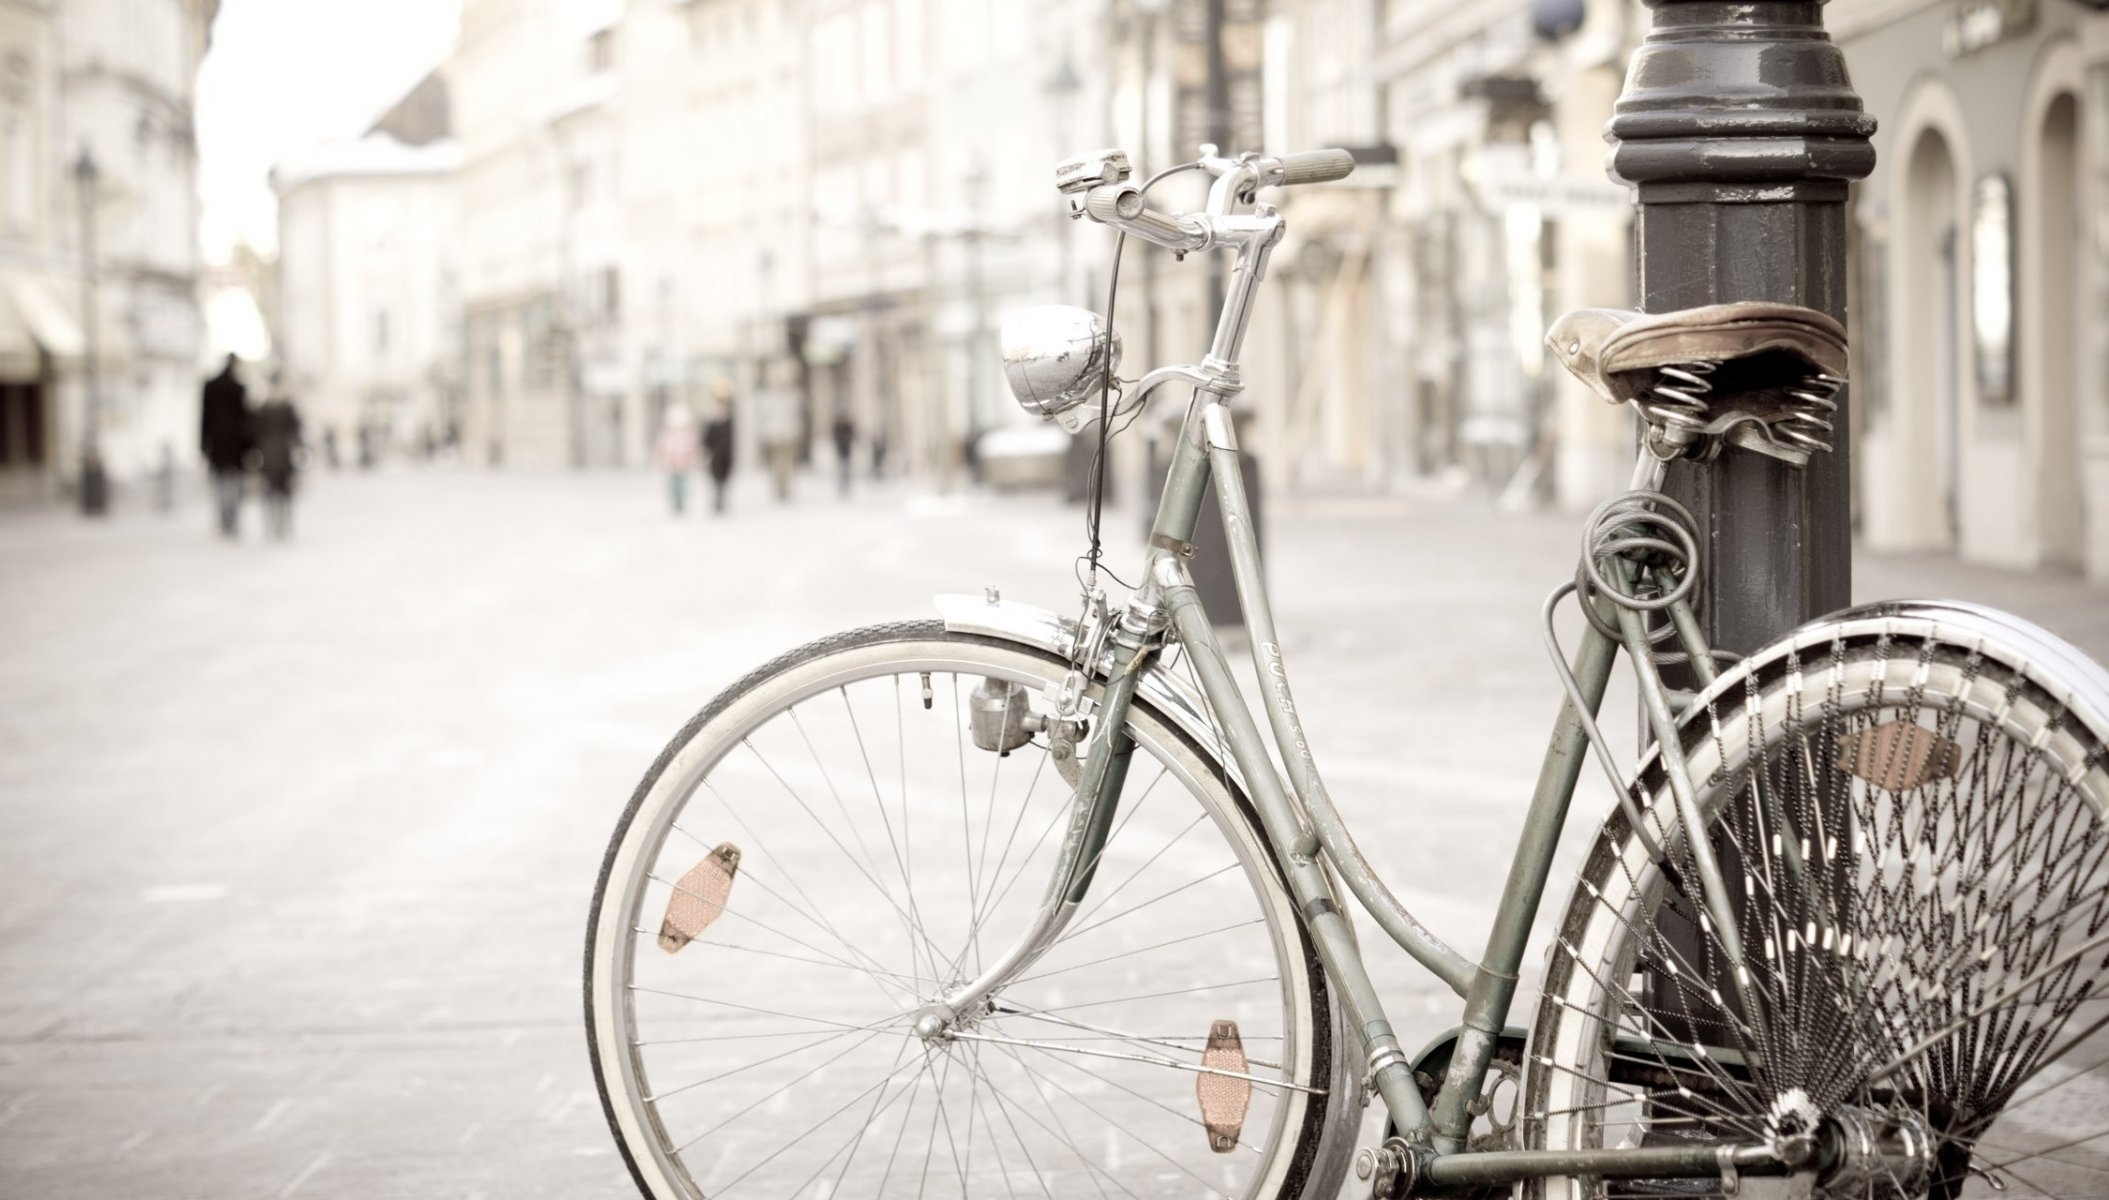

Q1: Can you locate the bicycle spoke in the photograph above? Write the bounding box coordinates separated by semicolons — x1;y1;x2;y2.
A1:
1011;917;1264;987
841;684;933;991
1031;975;1280;1015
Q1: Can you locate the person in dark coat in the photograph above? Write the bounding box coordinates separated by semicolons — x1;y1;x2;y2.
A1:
251;375;304;540
701;383;737;516
830;410;856;497
199;354;252;537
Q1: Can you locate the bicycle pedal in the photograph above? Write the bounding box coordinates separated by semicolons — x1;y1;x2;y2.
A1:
1836;722;1962;792
657;842;741;953
1197;1019;1251;1153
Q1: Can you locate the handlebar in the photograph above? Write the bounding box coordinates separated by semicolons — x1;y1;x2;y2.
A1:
1053;145;1360;401
1063;145;1357;254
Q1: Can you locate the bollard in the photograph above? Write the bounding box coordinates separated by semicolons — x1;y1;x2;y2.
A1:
1608;0;1875;650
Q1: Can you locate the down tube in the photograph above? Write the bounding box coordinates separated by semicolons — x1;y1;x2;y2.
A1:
1163;579;1433;1136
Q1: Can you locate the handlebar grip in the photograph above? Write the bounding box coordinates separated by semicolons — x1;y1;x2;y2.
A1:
1276;148;1357;187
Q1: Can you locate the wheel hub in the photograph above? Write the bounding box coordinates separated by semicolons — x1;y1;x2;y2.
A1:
1808;1104;1934;1198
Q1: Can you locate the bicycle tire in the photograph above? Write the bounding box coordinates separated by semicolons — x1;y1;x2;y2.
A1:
585;621;1348;1200
1524;624;2109;1198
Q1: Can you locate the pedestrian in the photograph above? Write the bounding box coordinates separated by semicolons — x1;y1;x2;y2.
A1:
356;424;375;470
655;403;699;515
251;374;304;540
199;353;252;538
702;385;736;516
322;426;340;470
830;409;856;497
153;441;175;513
757;369;801;503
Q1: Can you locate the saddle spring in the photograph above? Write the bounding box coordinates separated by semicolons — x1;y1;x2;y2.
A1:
1636;360;1716;440
1778;371;1844;455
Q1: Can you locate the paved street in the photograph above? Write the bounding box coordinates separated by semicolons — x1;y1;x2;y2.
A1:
4;465;2107;1199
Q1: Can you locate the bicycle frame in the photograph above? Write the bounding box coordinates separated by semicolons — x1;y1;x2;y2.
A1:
926;151;1784;1188
932;391;1762;1185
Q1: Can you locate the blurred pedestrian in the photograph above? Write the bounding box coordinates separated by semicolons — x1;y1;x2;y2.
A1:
830;410;856;497
655;404;699;515
356;424;375;470
153;441;175;513
199;353;252;538
252;374;304;540
757;371;801;503
702;384;736;516
322;426;340;470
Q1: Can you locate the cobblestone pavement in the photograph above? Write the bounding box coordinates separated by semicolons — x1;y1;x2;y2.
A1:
4;467;2106;1199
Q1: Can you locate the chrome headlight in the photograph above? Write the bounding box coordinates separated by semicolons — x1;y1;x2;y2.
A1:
1000;306;1121;431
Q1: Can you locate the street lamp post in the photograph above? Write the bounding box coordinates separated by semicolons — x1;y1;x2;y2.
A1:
1608;0;1875;650
1609;0;1874;1030
73;146;107;516
963;158;990;488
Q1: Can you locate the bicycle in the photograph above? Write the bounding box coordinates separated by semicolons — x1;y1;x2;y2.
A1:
584;144;2109;1199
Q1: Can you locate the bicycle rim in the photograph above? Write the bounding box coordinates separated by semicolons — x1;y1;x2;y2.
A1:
1527;635;2109;1198
586;623;1336;1200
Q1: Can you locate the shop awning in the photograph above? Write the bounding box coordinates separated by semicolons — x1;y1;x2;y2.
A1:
0;280;35;381
1;270;86;360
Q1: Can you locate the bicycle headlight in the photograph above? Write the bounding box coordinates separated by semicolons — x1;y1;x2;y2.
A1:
1000;306;1121;431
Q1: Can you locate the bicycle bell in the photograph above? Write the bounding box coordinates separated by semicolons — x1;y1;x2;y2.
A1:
1000;305;1122;433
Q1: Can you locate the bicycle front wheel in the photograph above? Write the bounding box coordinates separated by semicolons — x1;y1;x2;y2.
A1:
1525;626;2109;1198
586;621;1345;1200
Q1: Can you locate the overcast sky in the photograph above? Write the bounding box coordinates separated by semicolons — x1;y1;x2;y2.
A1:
194;0;461;263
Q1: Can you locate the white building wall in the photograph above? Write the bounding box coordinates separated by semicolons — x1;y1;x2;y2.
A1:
274;153;461;457
456;0;569;467
20;0;216;490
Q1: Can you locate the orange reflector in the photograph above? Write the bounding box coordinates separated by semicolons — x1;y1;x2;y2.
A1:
1837;722;1963;792
1197;1019;1251;1153
658;843;741;953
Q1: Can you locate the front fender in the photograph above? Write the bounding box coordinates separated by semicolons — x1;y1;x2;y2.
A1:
934;591;1251;789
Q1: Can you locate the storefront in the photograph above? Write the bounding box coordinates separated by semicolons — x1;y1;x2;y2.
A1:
1844;0;2109;578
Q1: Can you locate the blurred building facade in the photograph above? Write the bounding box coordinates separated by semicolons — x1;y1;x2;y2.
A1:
1836;0;2109;579
0;0;217;502
272;73;462;463
270;0;2109;577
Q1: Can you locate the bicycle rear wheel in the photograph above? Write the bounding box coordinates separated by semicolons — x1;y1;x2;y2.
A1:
585;621;1347;1200
1525;627;2109;1198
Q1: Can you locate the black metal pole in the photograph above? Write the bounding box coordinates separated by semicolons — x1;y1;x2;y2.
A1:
75;148;107;516
1202;0;1229;314
1608;0;1874;648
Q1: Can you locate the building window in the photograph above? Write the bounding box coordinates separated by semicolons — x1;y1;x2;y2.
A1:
587;28;616;73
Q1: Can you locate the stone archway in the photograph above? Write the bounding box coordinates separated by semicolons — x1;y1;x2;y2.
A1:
1892;125;1963;551
2024;72;2085;569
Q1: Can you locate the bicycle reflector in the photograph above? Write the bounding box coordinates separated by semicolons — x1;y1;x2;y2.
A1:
1198;1019;1251;1153
658;842;741;953
1836;722;1963;793
1000;305;1121;433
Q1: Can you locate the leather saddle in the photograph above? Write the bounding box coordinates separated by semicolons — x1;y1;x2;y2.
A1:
1545;301;1849;463
1547;302;1847;404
